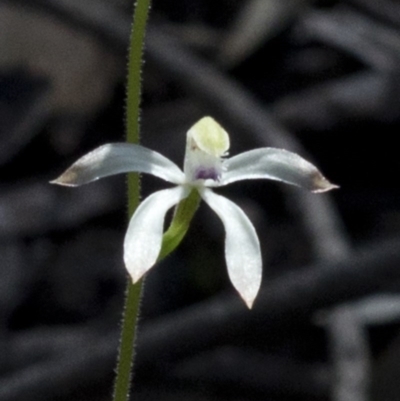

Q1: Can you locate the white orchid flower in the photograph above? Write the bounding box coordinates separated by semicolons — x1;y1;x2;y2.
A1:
52;117;337;308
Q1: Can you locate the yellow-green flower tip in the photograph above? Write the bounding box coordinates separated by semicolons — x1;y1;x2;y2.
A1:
188;117;230;157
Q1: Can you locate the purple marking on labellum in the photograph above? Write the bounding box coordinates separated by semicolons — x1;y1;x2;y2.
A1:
195;167;219;181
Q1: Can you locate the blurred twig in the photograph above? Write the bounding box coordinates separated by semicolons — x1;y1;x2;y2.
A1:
349;0;400;29
317;294;400;401
218;0;310;67
274;7;400;129
323;307;370;401
273;72;400;130
297;7;400;72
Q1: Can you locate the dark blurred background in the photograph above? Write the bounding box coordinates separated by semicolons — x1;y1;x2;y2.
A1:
1;0;400;400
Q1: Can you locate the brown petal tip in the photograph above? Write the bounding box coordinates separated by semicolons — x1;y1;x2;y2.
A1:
49;169;80;187
310;171;339;193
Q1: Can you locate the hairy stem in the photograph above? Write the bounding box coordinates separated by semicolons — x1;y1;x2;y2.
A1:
113;0;151;400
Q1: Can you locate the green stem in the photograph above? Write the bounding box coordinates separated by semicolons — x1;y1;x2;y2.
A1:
113;279;143;401
113;1;150;400
126;0;151;153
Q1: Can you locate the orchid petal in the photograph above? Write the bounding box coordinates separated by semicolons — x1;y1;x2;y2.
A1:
51;143;185;186
221;148;338;192
200;188;262;308
124;186;189;283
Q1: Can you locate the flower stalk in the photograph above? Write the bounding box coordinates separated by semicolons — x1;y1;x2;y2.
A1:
113;0;150;400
